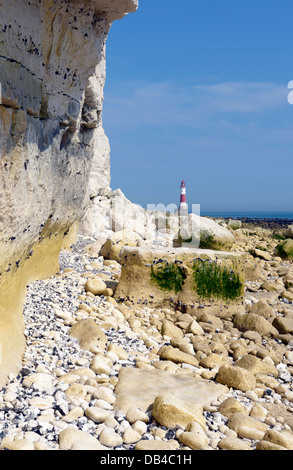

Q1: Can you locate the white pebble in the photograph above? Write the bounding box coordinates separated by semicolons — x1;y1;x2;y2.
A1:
132;420;147;435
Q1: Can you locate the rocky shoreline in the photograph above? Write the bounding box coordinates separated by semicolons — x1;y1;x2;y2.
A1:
0;220;293;451
217;217;293;231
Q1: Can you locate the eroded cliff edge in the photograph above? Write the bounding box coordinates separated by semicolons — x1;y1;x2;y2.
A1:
0;0;138;385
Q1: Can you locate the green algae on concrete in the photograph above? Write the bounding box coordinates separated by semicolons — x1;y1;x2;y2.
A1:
115;246;245;317
150;256;243;301
192;258;243;301
151;260;187;294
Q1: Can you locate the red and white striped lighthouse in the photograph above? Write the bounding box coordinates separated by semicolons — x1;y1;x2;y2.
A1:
179;180;187;211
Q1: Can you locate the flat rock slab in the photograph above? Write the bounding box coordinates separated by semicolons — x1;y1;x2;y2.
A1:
249;291;279;302
114;367;228;414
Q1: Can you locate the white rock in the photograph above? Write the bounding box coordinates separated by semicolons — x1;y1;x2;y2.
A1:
90;356;111;375
126;407;149;424
123;427;141;444
29;396;54;410
99;427;123;448
22;373;54;391
132;420;148;435
287;351;293;365
85;406;112;424
92;399;113;411
4;392;17;402
59;427;106;450
62;407;84;423
93;387;116;404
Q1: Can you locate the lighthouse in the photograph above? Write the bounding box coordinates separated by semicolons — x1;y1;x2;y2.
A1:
179;180;187;212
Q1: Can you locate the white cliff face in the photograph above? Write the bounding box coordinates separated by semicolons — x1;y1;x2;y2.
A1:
0;0;138;384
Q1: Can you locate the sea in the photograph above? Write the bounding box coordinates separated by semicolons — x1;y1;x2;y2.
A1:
200;211;293;221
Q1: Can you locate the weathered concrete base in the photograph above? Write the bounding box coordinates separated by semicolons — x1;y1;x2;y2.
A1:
115;246;245;318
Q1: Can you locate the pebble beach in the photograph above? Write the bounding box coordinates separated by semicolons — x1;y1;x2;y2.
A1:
1;221;293;452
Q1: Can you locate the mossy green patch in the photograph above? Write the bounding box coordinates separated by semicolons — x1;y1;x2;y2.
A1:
178;233;193;244
150;260;187;293
192;258;243;301
199;231;228;251
272;233;286;241
275;239;293;260
199;232;215;249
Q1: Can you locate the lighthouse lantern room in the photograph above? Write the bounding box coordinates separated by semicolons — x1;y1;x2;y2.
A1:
179;180;187;211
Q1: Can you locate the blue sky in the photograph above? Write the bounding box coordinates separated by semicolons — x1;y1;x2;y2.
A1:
102;0;293;214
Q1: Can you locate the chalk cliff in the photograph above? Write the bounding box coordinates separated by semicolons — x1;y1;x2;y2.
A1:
0;0;138;384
